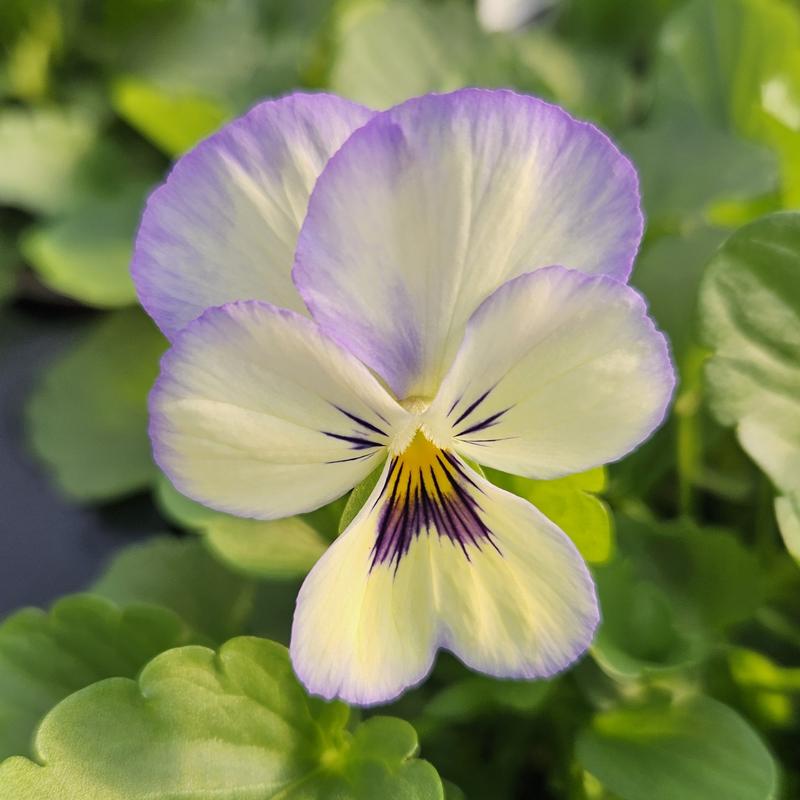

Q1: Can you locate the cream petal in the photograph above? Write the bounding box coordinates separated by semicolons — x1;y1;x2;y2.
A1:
294;89;642;397
290;443;598;705
426;266;675;479
150;301;408;519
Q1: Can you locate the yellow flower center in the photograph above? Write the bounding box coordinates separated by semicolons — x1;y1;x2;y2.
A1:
371;430;496;569
392;430;455;504
400;395;432;415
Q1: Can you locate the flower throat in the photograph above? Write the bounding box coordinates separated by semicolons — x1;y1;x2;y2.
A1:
370;431;498;571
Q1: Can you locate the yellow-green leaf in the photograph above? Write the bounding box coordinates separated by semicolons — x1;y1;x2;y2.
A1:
487;467;613;563
112;76;231;156
156;476;328;579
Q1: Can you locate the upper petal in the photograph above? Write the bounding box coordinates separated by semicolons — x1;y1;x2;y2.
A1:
132;93;374;340
150;301;409;519
293;88;642;398
426;266;675;478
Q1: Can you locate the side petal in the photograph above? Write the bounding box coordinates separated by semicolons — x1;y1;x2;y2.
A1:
293;88;642;398
426;266;675;479
133;93;374;340
290;446;598;705
150;301;409;519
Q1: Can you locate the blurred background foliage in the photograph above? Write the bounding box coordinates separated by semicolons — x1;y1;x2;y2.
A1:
1;0;799;798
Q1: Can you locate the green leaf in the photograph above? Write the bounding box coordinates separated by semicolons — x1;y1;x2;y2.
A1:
442;780;466;800
591;558;701;681
699;212;800;495
65;0;192;50
156;476;328;579
201;518;326;581
655;0;800;206
91;536;255;644
424;675;551;724
0;638;445;799
730;647;800;693
97;0;323;107
111;77;231;157
108;0;267;106
0;106;97;215
300;496;349;542
20;183;149;307
0;594;192;762
555;0;682;57
592;514;768;675
2;0;60;102
633;227;727;361
333;2;636;128
622;119;777;230
776;493;800;562
331;0;506;109
486;467;613;563
615;515;767;633
593;513;765;683
607;421;675;505
729;647;800;729
246;579;304;647
510;30;636;129
26;309;165;501
338;463;385;534
92;0;317;133
153;473;221;528
576;695;778;800
0;232;21;303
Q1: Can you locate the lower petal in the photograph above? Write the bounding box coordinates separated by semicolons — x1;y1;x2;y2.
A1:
290;439;598;705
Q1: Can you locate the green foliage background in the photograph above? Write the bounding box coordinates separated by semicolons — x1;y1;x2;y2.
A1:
1;0;800;798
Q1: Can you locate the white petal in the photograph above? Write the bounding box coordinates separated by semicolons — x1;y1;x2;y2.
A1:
294;89;642;397
133;93;373;339
150;301;409;519
426;267;674;478
290;442;597;705
477;0;558;32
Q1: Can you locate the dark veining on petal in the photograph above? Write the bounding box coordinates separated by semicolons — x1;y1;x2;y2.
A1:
459;436;517;446
332;404;388;437
456;407;512;437
326;453;377;464
370;432;499;572
446;395;463;417
321;404;391;459
452;386;494;427
322;431;382;450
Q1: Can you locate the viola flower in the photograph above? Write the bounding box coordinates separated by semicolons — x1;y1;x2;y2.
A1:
133;89;674;705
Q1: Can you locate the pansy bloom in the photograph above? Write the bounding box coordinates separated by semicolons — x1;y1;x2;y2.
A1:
134;89;674;705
